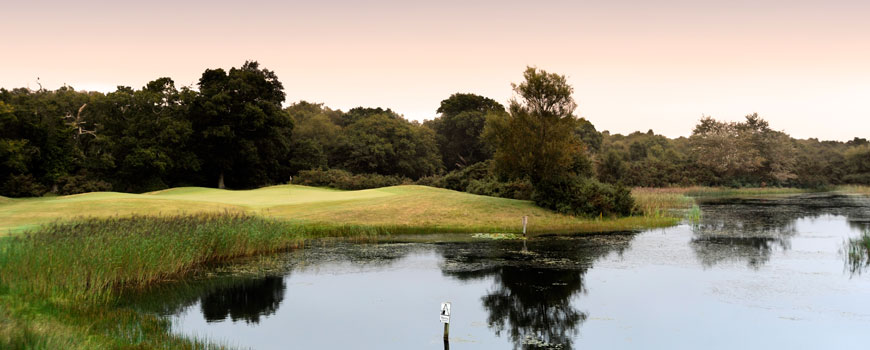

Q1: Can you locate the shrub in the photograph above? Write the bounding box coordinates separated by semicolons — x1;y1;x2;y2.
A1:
58;174;113;195
532;175;635;217
439;161;491;191
466;177;534;200
292;168;408;190
1;174;46;197
416;161;533;200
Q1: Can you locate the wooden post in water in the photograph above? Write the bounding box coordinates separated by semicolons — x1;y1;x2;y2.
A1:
521;215;529;253
443;322;449;342
522;215;528;237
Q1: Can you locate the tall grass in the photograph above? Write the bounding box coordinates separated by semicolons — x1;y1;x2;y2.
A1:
683;186;809;197
838;185;870;196
631;188;694;217
845;231;870;275
0;213;412;304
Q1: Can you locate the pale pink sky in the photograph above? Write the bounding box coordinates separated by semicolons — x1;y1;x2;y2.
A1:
2;0;868;140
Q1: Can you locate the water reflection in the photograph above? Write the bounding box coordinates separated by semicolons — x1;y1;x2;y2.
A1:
200;276;286;324
691;194;870;268
439;236;632;349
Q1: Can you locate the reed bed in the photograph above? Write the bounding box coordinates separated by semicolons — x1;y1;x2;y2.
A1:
683;186;809;197
845;231;870;275
0;213;416;304
838;185;870;196
631;188;695;217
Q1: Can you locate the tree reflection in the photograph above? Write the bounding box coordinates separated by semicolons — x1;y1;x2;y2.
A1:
481;267;585;349
200;276;286;324
691;194;870;268
439;235;632;349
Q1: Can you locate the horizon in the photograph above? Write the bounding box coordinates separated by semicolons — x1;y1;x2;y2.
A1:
2;0;868;141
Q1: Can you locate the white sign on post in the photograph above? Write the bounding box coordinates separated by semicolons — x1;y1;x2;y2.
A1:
440;302;451;323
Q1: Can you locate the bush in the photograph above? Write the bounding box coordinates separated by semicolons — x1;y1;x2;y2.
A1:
532;176;635;217
466;177;534;200
843;173;870;186
416;161;533;200
439;161;491;191
292;168;409;190
58;174;113;195
1;174;46;197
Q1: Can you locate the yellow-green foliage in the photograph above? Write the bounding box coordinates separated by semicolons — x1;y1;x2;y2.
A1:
0;185;680;236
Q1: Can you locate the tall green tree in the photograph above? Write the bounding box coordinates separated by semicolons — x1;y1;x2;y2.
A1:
285;101;343;172
483;67;586;183
597;150;626;184
575;117;602;152
93;79;198;191
690;114;796;186
340;112;441;179
191;61;294;189
427;93;504;170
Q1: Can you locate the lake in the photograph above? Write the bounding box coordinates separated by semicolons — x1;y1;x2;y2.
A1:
129;193;870;349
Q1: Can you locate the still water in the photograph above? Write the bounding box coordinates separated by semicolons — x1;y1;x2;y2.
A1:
132;194;870;349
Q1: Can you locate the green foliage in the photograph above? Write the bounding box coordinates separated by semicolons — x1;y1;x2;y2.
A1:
1;174;46;197
292;168;408;190
575;117;602;152
466;177;534;200
339;112;441;179
689;113;796;186
532;176;635;217
484;67;589;183
288;138;327;174
285;101;344;167
192;61;294;189
428;93;504;170
597;149;626;184
56;172;112;195
416;160;533;200
92;78;199;192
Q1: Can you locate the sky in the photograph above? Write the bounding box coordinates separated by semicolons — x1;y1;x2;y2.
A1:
2;0;868;141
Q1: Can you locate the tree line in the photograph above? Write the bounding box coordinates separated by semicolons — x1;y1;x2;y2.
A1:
2;62;868;214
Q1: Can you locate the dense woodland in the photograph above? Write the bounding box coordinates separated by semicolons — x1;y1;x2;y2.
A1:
1;62;868;214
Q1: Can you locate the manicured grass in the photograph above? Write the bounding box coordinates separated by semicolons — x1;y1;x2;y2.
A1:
0;185;681;235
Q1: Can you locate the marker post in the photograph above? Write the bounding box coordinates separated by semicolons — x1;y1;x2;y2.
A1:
440;302;451;342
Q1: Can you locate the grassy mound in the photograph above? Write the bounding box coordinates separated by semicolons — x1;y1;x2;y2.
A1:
0;185;683;235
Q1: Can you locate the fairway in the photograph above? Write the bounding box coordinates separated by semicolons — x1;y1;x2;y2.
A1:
0;185;677;235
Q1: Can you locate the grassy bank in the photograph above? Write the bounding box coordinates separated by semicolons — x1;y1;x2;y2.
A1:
0;185;684;236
